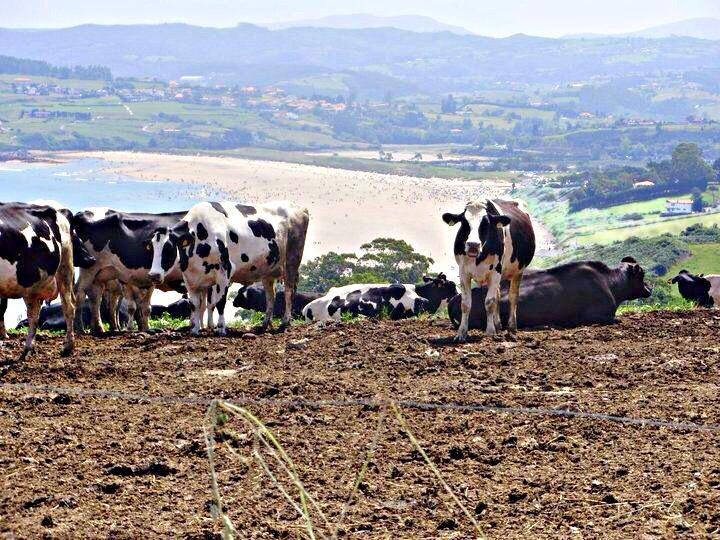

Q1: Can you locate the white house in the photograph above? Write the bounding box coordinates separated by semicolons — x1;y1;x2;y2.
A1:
665;199;693;215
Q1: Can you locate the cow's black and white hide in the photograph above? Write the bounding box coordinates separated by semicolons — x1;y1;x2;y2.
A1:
443;199;535;340
669;270;720;307
72;208;188;334
149;201;309;335
150;298;193;320
302;274;457;322
0;202;76;359
448;258;652;329
233;284;321;318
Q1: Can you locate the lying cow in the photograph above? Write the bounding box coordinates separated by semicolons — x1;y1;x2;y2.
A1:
443;199;535;340
17;295;131;331
669;270;720;307
150;298;193;320
0;202;76;359
302;273;457;322
73;208;188;334
448;258;652;329
149;201;309;335
233;284;321;318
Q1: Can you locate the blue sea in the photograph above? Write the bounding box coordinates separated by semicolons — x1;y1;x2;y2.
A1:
0;157;221;213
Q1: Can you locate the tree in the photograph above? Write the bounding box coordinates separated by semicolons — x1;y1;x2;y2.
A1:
299;252;358;292
441;94;457;114
670;143;714;186
358;238;434;284
691;188;704;213
713;158;720;179
411;152;422;161
709;184;718;207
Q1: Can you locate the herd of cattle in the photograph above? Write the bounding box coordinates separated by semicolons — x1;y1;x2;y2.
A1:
0;198;717;361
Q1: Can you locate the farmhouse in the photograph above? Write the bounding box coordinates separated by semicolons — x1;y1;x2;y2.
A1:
665;199;693;216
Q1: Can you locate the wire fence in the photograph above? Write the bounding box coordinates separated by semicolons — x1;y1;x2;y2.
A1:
2;380;719;539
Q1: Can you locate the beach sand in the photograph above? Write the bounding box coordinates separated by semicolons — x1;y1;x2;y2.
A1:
66;151;554;273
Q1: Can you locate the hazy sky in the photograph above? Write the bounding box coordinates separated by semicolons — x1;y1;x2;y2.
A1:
3;0;720;37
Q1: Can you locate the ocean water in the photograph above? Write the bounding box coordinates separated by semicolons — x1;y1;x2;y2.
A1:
0;158;226;328
0;158;215;213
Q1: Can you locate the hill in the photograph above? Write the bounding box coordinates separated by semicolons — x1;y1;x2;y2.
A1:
626;18;720;40
267;13;474;35
2;24;720;96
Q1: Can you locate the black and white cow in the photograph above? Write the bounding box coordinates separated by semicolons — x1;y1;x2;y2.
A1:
150;298;193;320
148;201;309;335
233;284;321;318
302;274;457;322
443;199;535;340
0;202;76;359
448;258;652;329
73;208;188;334
669;270;720;307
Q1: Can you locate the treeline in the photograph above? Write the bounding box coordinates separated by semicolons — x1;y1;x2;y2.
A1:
566;143;717;212
0;55;112;81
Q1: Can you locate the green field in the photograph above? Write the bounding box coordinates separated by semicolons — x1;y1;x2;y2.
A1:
578;212;720;245
666;243;720;299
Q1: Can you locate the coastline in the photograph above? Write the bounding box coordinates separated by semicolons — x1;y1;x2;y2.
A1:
54;150;556;271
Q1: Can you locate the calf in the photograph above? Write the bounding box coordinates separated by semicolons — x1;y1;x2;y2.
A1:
73;208;188;333
448;258;652;329
669;270;720;307
302;274;457;322
443;199;535;340
0;202;76;359
233;284;321;318
149;201;309;335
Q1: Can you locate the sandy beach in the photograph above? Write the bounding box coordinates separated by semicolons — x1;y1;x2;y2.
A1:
65;151;554;273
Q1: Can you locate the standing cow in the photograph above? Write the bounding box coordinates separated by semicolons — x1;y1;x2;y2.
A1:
148;201;309;335
73;208;188;334
443;199;535;340
0;202;76;360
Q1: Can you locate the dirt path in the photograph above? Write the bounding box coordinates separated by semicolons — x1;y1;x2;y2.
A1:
1;310;719;538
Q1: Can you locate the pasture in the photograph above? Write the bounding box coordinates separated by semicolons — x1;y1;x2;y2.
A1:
1;311;719;538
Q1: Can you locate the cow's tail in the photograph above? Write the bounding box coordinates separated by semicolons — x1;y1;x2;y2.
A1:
284;208;310;292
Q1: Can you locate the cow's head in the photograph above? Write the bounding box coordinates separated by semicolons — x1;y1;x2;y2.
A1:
668;269;712;306
620;256;652;299
443;201;510;261
416;272;458;312
232;284;266;309
148;221;190;283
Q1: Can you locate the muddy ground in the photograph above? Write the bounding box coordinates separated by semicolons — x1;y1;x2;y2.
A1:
1;310;719;539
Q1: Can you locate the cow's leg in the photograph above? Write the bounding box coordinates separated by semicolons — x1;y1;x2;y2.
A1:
87;283;104;335
214;281;230;336
280;286;293;330
57;266;76;358
106;282;123;332
136;287;153;332
73;268;96;333
125;291;138;331
188;288;203;335
507;272;522;332
455;273;473;343
0;298;8;339
494;286;502;331
484;273;501;337
260;278;275;332
206;287;215;330
19;297;42;361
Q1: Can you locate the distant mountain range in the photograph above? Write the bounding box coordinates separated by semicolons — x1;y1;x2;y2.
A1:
266;14;474;35
565;18;720;41
2;23;720;98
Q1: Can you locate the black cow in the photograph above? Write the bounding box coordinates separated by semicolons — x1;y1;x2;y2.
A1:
73;208;188;334
443;199;535;340
302;274;457;322
17;297;131;331
0;202;76;359
150;298;193;320
448;258;652;329
233;284;321;318
669;270;720;307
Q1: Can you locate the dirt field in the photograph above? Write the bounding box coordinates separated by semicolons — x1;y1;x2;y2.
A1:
1;310;719;539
